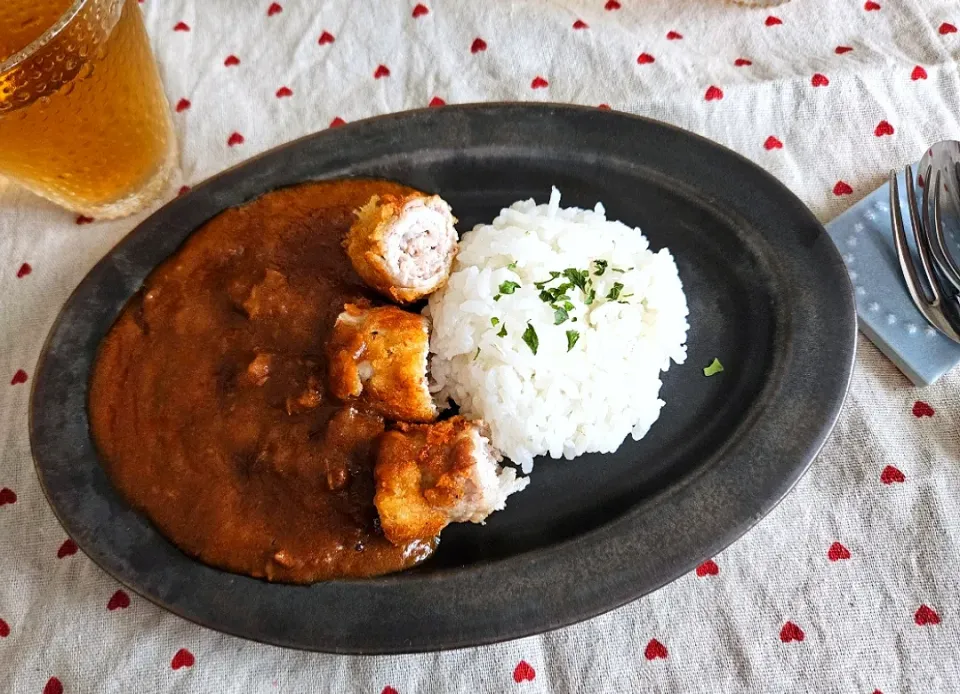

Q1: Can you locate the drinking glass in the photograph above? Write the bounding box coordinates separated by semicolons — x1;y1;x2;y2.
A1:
0;0;177;219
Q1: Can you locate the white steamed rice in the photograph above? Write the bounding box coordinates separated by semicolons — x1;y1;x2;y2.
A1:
426;188;689;473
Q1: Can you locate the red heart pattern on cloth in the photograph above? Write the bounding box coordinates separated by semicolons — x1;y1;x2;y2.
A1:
329;117;346;128
874;120;895;136
704;86;723;101
57;539;78;558
178;185;191;196
827;542;851;561
605;0;621;10
224;55;241;67
915;605;941;626
227;132;245;146
43;678;63;694
513;660;536;682
531;76;549;89
374;64;390;78
597;103;611;110
107;590;130;611
833;180;853;196
696;559;719;576
6;4;960;689
644;639;668;660
779;621;805;643
812;73;830;87
666;31;683;40
171;648;195;669
880;465;905;484
10;369;28;385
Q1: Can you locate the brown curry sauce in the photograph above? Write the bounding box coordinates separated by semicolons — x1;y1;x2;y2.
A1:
88;179;437;583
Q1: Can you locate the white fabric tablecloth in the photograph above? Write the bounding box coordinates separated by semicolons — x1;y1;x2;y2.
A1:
3;1;960;692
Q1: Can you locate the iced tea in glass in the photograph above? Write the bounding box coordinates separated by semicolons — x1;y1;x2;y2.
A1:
0;0;176;218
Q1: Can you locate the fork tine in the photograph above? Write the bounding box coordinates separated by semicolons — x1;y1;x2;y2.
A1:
905;165;940;303
891;168;932;308
921;163;933;244
929;177;960;291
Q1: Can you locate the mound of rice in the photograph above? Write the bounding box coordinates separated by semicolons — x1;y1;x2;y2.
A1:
426;188;689;473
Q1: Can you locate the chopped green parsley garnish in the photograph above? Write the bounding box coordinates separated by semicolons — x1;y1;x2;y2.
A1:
554;307;569;325
522;323;539;355
499;280;520;295
535;271;561;290
611;268;625;274
497;325;507;337
562;268;590;292
606;282;624;301
566;330;580;351
474;347;481;360
507;261;518;270
593;260;608;276
491;317;500;327
584;288;596;305
538;282;571;305
703;358;724;377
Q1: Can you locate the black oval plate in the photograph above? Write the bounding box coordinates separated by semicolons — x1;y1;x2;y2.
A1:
30;104;856;654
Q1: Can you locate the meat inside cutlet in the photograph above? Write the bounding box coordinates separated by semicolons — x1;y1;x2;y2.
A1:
343;193;458;304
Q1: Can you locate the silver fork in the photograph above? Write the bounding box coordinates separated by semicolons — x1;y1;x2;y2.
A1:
888;164;960;343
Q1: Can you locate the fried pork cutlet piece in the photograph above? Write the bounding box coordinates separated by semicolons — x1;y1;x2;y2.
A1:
343;192;458;303
373;417;529;546
328;303;438;422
